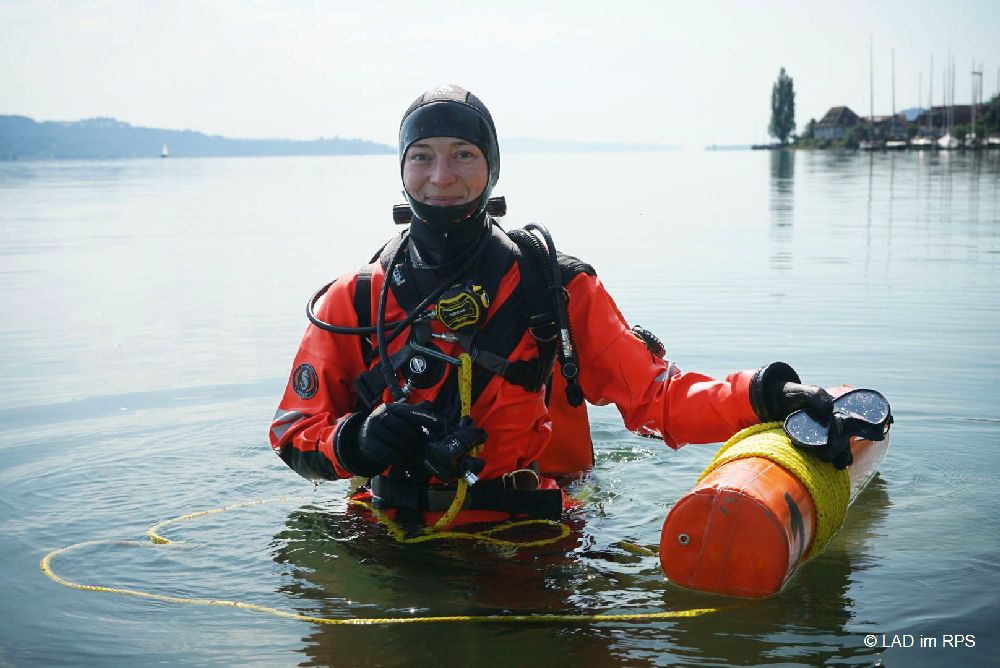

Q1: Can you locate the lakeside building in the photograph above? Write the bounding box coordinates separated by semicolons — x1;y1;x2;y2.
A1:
914;104;989;130
814;106;861;140
864;114;908;138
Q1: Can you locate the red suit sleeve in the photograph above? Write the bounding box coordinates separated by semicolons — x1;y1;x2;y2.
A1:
268;270;369;480
567;273;760;449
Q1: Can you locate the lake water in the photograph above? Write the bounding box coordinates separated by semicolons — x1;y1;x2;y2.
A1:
1;149;998;667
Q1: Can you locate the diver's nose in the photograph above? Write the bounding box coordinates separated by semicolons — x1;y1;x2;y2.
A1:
428;157;457;186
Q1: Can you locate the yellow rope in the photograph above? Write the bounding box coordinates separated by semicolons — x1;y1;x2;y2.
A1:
459;351;472;418
698;422;851;558
40;496;740;625
348;499;570;546
424;352;475;533
618;541;658;557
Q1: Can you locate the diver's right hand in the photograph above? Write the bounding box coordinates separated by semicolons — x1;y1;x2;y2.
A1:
357;401;446;471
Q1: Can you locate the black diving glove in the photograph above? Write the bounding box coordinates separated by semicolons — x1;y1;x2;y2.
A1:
423;416;487;483
752;362;851;470
774;382;835;422
334;401;446;477
752;361;834;422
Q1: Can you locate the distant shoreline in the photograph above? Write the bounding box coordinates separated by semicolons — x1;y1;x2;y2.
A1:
0;115;394;161
0;115;681;161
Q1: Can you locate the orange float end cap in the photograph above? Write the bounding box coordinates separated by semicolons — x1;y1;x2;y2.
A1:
659;457;817;598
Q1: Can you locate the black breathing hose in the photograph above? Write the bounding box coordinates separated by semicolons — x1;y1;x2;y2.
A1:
307;281;398;335
523;223;584;407
376;239;411;400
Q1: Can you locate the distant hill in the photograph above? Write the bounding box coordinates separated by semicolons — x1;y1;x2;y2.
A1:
502;137;677;152
899;107;924;122
0;115;394;160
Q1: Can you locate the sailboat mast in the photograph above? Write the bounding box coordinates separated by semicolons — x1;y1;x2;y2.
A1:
929;55;934;134
891;49;896;137
971;62;983;143
869;35;874;141
971;60;976;141
919;71;922;133
949;51;955;133
944;54;950;134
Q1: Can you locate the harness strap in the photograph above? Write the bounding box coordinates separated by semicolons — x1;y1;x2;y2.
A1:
353;344;414;410
350;224;590;412
354;267;374;367
353;343;549;413
467;347;549;393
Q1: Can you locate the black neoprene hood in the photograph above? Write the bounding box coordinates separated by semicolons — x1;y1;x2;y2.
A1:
399;84;500;227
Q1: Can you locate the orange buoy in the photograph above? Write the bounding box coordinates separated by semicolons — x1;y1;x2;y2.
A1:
659;387;890;598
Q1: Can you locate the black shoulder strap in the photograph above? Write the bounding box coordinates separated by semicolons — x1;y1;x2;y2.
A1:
372;230;406;265
506;231;594;342
353;231;406;373
354;266;374;367
556;251;596;283
381;234;422;314
501;229;594;406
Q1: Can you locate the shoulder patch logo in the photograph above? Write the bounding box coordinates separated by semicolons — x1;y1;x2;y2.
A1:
292;363;319;399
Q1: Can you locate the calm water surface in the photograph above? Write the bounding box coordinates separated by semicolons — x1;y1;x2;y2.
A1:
1;150;998;667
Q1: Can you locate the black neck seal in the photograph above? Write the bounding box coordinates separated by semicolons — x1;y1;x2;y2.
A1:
408;211;490;275
399;84;500;229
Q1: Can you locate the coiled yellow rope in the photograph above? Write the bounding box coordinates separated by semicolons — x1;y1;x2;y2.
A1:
697;422;851;558
347;498;570;546
40;496;739;624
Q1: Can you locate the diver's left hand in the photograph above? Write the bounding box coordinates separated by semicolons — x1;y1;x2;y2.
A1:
773;382;835;422
754;362;835;422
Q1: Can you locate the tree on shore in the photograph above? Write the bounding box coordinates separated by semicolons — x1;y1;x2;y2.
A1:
769;68;796;144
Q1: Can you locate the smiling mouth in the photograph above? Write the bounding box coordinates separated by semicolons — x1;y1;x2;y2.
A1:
424;196;464;205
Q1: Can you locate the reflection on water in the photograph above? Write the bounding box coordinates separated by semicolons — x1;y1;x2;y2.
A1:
272;505;625;665
260;475;891;666
769;149;795;271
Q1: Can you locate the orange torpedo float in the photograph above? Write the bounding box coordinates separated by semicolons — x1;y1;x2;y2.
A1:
659;387;892;598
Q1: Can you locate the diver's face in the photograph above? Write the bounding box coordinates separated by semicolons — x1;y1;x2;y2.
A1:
402;137;488;207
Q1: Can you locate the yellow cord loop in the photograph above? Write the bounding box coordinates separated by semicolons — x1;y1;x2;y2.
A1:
40;497;740;624
698;422;850;558
423;352;476;533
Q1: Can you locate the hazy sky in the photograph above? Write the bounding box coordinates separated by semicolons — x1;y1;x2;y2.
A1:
3;0;999;148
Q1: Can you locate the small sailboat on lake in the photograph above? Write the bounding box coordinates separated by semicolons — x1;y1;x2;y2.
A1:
885;50;908;150
938;52;960;150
